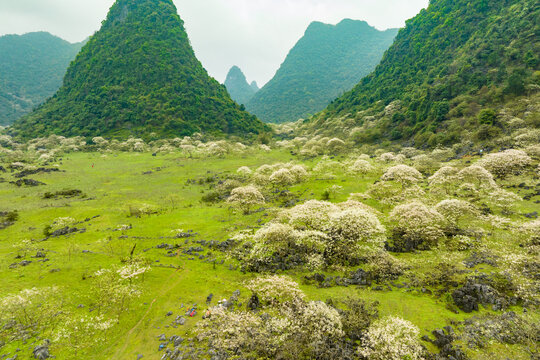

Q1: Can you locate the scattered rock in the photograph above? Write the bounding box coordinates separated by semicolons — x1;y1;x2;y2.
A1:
14;167;60;178
348;268;372;286
463;251;498;268
32;341;50;360
452;279;504;313
247;294;259;311
50;227;79;237
43;189;84;199
10;179;45;187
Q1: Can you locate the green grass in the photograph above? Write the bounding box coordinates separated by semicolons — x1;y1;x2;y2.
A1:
0;149;537;359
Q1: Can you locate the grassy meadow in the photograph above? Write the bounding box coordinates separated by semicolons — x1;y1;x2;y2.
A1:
0;144;538;359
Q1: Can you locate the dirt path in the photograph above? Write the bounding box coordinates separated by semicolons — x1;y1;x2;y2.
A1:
112;264;186;359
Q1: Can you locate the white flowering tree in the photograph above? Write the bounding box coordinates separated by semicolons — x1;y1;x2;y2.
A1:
478;149;532;178
360;316;424;360
389;201;445;251
381;165;423;189
227;185;265;214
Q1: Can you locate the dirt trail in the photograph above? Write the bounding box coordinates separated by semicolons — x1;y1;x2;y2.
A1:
112;264;186;359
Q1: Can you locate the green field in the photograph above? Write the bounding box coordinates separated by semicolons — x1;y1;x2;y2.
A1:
0;147;538;359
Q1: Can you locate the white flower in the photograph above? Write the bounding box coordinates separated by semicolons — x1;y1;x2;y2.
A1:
360;316;424;360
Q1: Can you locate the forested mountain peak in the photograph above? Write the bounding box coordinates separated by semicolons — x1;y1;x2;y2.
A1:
10;0;267;140
0;32;83;126
224;66;259;105
246;19;398;123
304;0;540;147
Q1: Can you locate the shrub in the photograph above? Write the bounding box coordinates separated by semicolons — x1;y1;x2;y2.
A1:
478;149;532;178
389;202;445;251
360;316;424;360
326;138;346;153
289;164;309;182
323;184;343;200
435;199;479;228
269;168;296;187
244;201;386;269
381;165;423;188
428;166;459;193
246;275;305;305
227;185;265;214
488;189;521;213
366;251;405;282
325;208;386;265
0;287;62;342
339;298;379;341
236;166;252;177
349;159;374;174
458;165;497;189
285;200;339;231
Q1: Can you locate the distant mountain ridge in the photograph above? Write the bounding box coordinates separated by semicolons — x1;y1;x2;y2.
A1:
11;0;267;140
307;0;540;147
224;66;259;105
246;19;398;123
0;32;83;126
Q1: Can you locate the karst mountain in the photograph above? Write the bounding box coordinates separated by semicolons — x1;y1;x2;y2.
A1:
246;19;398;123
224;66;259;105
11;0;267;139
0;32;83;126
308;0;539;146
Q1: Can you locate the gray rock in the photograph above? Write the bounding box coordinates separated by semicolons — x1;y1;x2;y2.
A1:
32;344;49;360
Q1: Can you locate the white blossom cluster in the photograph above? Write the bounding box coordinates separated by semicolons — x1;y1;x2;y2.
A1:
360;316;424;360
478;149;532;178
381;165;423;188
389;201;445;249
227;185;265;213
242;200;386;269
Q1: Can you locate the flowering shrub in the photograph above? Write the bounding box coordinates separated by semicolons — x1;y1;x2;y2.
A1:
326;138;346;153
269;168;296;187
458;165;497;190
378;152;397;163
435;199;479;227
246;275;305;304
478;149;532;178
488;189;522;213
227;185;265;214
92;266;143;314
349;159;374;174
285;200;339;231
365;251;405;281
428;166;459;194
381;165;423;188
389;202;445;251
360;316;424;360
0;287;62;342
196;283;351;359
289;164;309;182
242;201;385;270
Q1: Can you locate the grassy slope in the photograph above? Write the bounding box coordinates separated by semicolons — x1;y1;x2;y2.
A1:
0;150;537;359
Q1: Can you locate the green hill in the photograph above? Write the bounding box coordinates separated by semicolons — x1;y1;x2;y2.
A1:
246;20;398;123
224;66;258;105
0;32;83;126
10;0;267;140
306;0;540;147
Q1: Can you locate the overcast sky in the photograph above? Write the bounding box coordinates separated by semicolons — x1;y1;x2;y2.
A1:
0;0;429;86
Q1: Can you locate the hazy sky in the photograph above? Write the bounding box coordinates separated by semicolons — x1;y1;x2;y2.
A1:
0;0;429;85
